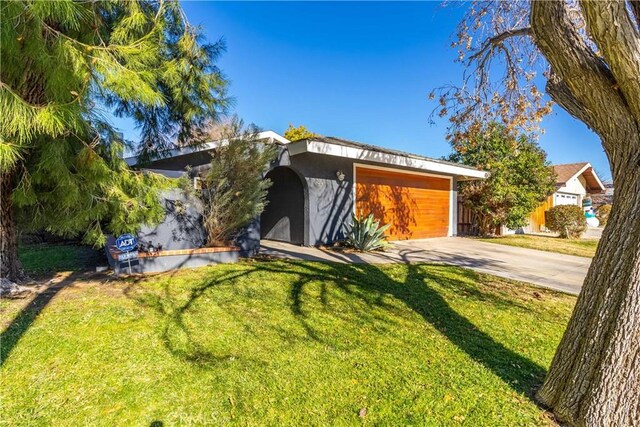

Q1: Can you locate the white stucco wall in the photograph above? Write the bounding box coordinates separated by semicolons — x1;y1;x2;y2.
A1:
557;175;588;196
554;175;588;207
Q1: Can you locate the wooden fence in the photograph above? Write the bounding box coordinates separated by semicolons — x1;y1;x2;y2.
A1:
457;195;555;236
456;200;478;236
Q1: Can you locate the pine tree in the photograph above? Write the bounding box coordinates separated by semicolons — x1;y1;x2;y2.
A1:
0;1;229;283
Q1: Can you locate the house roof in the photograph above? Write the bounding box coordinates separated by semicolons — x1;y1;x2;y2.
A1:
288;136;488;180
125;130;488;180
124;131;289;166
552;162;605;193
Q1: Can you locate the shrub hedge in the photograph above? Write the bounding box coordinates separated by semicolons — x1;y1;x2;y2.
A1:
545;205;587;239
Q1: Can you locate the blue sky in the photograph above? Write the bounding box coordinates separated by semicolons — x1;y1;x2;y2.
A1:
116;1;611;180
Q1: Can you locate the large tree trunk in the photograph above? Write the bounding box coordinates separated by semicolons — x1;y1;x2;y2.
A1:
537;150;640;425
530;1;640;422
0;169;21;283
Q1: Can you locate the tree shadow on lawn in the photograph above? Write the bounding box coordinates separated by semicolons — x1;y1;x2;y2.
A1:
1;285;64;367
126;268;259;366
277;261;546;399
129;258;548;400
0;272;90;367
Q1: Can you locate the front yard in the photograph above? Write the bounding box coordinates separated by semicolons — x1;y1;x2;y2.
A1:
1;260;574;426
18;243;107;275
478;235;598;258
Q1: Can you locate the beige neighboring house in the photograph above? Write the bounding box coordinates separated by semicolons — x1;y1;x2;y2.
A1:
504;162;606;234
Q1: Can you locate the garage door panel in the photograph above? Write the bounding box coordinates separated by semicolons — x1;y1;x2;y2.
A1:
355;167;450;240
357;171;450;191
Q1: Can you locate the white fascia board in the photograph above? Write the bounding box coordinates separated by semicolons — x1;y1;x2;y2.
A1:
581;163;605;192
124;141;219;166
571;163;592;181
590;172;605;192
288;140;488;180
260;130;290;144
562;162;605;193
124;131;288;166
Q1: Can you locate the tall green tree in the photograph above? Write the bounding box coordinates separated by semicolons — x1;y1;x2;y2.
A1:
0;0;228;282
200;118;277;246
451;122;556;236
435;1;640;423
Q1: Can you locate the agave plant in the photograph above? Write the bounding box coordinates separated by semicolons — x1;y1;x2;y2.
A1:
344;213;391;252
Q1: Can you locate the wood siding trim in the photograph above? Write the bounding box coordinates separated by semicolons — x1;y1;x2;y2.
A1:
109;246;240;259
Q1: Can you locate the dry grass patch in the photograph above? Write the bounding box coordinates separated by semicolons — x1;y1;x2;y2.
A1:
478;235;598;258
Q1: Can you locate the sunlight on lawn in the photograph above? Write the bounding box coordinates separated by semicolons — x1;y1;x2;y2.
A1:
478;235;598;258
1;260;574;426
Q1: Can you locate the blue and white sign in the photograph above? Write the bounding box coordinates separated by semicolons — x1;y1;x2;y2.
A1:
118;250;139;261
115;233;138;252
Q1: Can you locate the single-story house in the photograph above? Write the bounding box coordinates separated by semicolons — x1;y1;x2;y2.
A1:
126;131;488;249
524;162;606;233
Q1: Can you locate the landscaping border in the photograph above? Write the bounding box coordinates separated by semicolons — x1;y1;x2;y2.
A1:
107;246;240;275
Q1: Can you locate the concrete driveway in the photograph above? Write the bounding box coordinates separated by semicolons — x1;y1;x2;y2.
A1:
259;238;591;295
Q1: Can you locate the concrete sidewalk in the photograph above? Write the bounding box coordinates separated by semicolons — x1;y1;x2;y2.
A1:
259;238;591;295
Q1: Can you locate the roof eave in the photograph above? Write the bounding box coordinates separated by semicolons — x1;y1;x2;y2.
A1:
288;139;488;180
123;131;289;166
572;162;606;193
586;168;606;193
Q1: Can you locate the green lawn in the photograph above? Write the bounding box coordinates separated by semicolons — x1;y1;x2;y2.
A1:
18;243;106;275
478;235;598;258
1;260;574;426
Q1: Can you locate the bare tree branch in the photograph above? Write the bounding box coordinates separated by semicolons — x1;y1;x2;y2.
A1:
468;27;532;62
530;0;637;158
429;3;549;141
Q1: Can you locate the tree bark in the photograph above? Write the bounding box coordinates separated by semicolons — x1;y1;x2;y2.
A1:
0;169;21;283
530;1;640;424
537;153;640;425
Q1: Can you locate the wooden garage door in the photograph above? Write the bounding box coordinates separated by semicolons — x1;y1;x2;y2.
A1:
355;166;451;240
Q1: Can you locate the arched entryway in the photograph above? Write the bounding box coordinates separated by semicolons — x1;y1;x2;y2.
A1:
261;166;306;244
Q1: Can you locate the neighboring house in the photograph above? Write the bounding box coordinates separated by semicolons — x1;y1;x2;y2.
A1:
522;162;606;233
591;182;614;208
127;132;488;247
